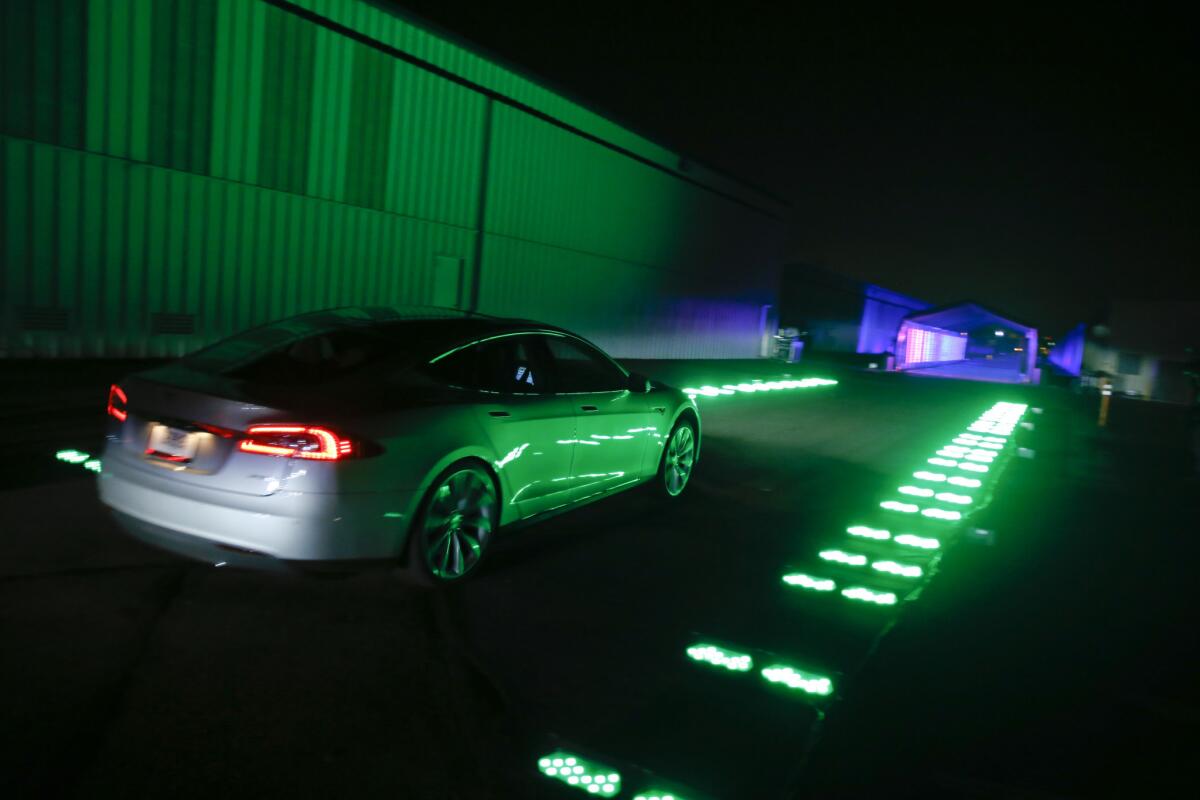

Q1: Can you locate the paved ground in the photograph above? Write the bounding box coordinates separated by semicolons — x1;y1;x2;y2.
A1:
1;361;1195;798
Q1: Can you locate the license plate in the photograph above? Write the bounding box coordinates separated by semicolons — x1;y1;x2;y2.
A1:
147;424;199;462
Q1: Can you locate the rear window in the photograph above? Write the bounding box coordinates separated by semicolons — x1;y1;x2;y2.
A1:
181;310;492;386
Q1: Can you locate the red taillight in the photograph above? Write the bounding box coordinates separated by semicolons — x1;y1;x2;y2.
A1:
238;424;354;461
107;384;128;422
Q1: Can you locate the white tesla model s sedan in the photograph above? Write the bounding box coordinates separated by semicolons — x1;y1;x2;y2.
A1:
98;307;700;582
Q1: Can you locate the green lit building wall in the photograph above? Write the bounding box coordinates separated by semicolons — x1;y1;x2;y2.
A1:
1;0;785;359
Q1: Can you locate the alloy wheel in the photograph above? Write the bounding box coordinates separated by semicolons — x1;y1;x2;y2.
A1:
664;424;696;496
421;468;496;580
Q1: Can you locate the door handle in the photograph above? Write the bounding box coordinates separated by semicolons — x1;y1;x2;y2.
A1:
579;405;598;412
488;410;511;417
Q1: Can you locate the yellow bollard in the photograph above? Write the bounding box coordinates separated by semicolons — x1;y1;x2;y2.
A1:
1098;378;1112;427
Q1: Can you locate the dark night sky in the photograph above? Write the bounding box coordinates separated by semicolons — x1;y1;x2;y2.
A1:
391;1;1197;333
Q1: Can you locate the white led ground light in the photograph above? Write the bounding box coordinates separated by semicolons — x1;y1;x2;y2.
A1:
538;754;621;795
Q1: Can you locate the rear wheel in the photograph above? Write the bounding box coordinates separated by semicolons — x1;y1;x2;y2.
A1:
406;462;498;585
657;419;697;497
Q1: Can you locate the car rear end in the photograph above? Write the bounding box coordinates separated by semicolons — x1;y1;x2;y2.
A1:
96;309;445;570
99;371;410;570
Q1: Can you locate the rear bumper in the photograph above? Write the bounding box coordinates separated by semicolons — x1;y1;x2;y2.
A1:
98;459;417;565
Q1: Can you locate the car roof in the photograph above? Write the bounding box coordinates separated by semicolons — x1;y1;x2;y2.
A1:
327;305;571;334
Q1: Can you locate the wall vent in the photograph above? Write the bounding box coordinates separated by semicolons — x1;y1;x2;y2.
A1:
21;307;69;331
151;312;196;335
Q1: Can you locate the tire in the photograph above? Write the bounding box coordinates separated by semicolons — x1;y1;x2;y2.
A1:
404;460;499;586
656;418;698;498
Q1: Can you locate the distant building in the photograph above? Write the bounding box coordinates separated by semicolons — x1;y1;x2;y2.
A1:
778;263;929;355
1082;301;1200;404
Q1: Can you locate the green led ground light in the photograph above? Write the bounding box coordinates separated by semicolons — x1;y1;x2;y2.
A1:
56;449;102;473
959;462;989;473
782;573;836;592
847;525;890;540
841;586;898;606
935;492;972;505
928;457;958;467
634;794;684;800
921;508;962;521
872;560;922;578
819;549;867;566
686;643;753;671
538;753;621;795
683;378;837;398
913;470;947;483
761;665;834;697
893;533;940;550
947;476;981;488
880;500;919;513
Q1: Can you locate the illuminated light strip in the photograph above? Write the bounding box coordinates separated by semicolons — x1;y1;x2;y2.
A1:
841;586;897;606
951;437;979;446
634;794;683;800
935;492;972;505
922;508;962;521
684;378;838;398
964;452;995;462
761;665;834;696
912;471;947;482
686;643;753;671
897;485;934;498
782;573;836;591
55;449;103;473
894;534;940;550
947;476;981;488
847;525;890;540
928;457;958;467
872;560;922;578
975;441;1003;450
981;436;1007;443
819;549;867;566
957;433;982;440
881;500;919;513
538;753;621;795
959;463;988;473
938;448;969;457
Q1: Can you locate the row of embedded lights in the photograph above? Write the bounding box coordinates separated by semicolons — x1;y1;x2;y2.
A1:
682;377;837;399
721;402;1027;695
877;402;1027;522
542;403;1027;792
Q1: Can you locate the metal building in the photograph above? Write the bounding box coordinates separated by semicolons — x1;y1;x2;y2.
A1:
1;0;786;359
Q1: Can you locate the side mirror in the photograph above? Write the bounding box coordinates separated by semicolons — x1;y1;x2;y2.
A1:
627;372;651;393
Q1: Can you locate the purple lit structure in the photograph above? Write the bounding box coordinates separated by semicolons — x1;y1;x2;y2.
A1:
856;285;931;354
892;302;1039;384
1048;322;1085;376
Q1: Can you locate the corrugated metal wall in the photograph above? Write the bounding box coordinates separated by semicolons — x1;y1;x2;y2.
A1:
1;0;784;359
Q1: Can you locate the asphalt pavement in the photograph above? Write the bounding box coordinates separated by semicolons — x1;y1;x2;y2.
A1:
1;362;1195;798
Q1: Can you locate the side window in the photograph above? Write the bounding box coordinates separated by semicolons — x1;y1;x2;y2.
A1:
542;335;627;393
425;346;478;389
427;335;547;394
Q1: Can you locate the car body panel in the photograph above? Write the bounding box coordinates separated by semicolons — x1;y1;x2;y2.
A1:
566;388;652;500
